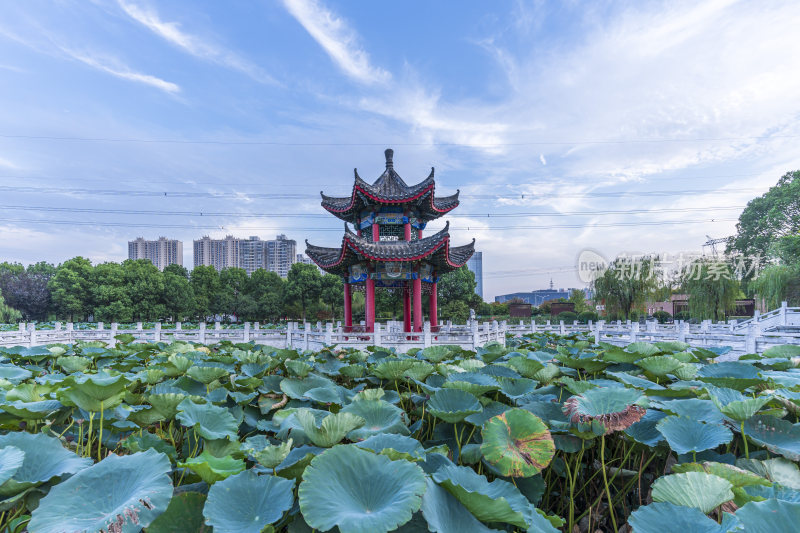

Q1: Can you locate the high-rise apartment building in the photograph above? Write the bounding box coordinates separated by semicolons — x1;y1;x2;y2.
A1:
193;234;296;277
467;251;483;299
128;237;183;271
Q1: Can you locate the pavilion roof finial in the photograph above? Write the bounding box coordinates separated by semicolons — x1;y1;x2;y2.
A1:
384;148;394;169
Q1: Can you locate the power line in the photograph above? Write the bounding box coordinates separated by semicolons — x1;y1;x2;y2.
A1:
1;133;797;146
0;204;745;219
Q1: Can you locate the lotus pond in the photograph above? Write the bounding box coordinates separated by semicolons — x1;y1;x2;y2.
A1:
1;334;800;532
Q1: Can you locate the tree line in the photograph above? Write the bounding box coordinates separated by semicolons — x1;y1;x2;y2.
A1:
0;258;481;324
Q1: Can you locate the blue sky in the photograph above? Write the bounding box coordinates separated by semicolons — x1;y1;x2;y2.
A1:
1;0;799;299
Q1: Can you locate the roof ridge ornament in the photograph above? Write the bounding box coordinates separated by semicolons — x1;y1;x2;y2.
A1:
384;148;394;169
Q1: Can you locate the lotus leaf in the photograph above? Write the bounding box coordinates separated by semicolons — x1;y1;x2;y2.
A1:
607;371;664;390
280;374;337;400
480;408;555;477
735;498;800;533
57;356;91;373
286;359;313;377
506;357;546;378
563;387;647;432
623;409;668;446
121;432;178;461
428;389;482;423
341;399;409;440
419;477;502;533
186;366;228;384
626;342;661;357
244;435;293;468
204;470;295;532
443;372;500;396
743;415;800;461
655;416;733;455
651;471;734;513
0;432;91;496
28;449;173;533
0;446;25;486
671;461;771;488
147;492;208;533
432;464;533;529
737;458;800;490
465;401;511;427
0;399;62;419
706;386;771;422
635;355;682;376
299;445;427;533
178;450;246;484
420;345;459;363
355;434;426;461
57;372;130;412
176;398;239;440
148;392;188;418
656;398;723;424
628;502;729;533
295;409;365;447
764;345;800;358
698;361;763;390
372;359;415;380
496;377;538;401
275;445;323;479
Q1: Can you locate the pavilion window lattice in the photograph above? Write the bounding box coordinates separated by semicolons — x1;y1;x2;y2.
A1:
378;224;404;241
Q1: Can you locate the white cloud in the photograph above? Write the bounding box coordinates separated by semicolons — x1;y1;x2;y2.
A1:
117;1;275;84
539;154;546;166
65;48;180;94
281;0;390;85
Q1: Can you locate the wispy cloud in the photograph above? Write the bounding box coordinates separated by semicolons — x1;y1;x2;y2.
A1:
65;47;180;94
117;0;275;84
281;0;390;85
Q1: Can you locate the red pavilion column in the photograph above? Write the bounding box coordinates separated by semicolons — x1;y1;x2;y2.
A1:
429;280;438;332
413;269;423;333
365;267;375;332
343;278;352;331
403;283;411;333
404;210;411;241
372;213;380;242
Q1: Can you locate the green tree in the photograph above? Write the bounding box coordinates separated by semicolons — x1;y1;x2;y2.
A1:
592;256;659;320
92;262;132;322
122;259;166;321
0;262;55;321
219;267;256;321
284;263;322;320
568;289;588;313
728;170;800;276
0;288;22;323
248;269;285;322
437;266;480;313
162;271;195;321
680;258;740;321
320;274;344;320
751;264;800;309
49;257;94;321
191;266;221;320
164;263;190;278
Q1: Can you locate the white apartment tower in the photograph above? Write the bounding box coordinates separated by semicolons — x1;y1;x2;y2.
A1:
467;251;484;299
128;237;183;271
193;234;297;277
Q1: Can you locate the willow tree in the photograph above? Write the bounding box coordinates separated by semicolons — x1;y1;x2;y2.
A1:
680;258;740;320
751;264;800;308
0;289;21;323
592;256;659;320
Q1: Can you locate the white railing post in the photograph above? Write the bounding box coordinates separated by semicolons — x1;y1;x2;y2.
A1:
677;321;687;343
55;322;61;331
594;321;601;345
66;322;73;344
97;322;104;331
176;321;182;331
303;322;310;351
471;320;479;350
28;323;36;347
154;322;161;343
18;322;25;332
253;322;259;331
325;323;333;345
244;322;251;343
374;323;383;346
136;322;143;331
199;322;206;344
286;322;293;348
110;323;118;347
746;322;757;353
780;301;788;326
423;321;431;347
630;322;639;343
559;320;565;335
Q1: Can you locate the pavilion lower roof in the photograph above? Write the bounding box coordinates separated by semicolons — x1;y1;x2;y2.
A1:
305;222;475;277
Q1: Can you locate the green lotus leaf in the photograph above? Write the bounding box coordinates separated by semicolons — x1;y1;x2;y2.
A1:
735;498;800;533
557;376;598;395
355;433;426;461
0;446;25;486
698;362;763;390
0;364;32;383
295;409;365;447
121;432;178;461
496;377;538;401
443;372;500;396
458;359;485;373
651;472;734;513
341;399;409;440
624;410;667;446
737;458;800;490
404;361;435;381
531;364;560;383
628;502;729;533
428;389;482;423
506;357;546;378
420;345;460;363
655;416;733;455
671;461;771;488
0;432;91;497
299;445;427;533
706;386;770;421
28;449;173;533
743;484;800;503
148;392;188;418
432;464;533;529
340;364;366;378
626;342;661;357
275;445;323;479
303;386;344;405
601;346;643;364
656;398;723;424
176;398;239;440
554;352;608;372
57;372;130;412
178;450;245;484
137;368;167;385
285;359;313;378
204;470;295;532
419;477;503;533
480;408;555;477
763;345;800;358
372;359;415;380
186;366;228;385
672;363;699;380
147;492;208;533
57;355;92;373
635;355;682;376
743;415;800;461
167;354;193;373
655;340;692;352
477;343;506;363
280;374;337;400
563;387;647;432
244;435;293;469
0;399;62;419
607;371;664;390
466;401;511;427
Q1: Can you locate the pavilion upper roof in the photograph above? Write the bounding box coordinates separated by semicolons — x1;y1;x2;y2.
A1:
320;149;460;222
305;221;475;277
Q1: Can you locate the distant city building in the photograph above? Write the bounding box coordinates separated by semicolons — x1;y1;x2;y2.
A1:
193;234;296;277
466;251;483;299
495;286;591;305
297;253;323;273
128;237;183;271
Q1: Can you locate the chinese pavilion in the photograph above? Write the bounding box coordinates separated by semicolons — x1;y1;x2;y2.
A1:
305;149;475;333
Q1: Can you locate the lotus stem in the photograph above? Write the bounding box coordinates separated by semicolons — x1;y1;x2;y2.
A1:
741;421;749;459
453;423;463;463
600;434;619;533
86;412;94;459
97;404;104;463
